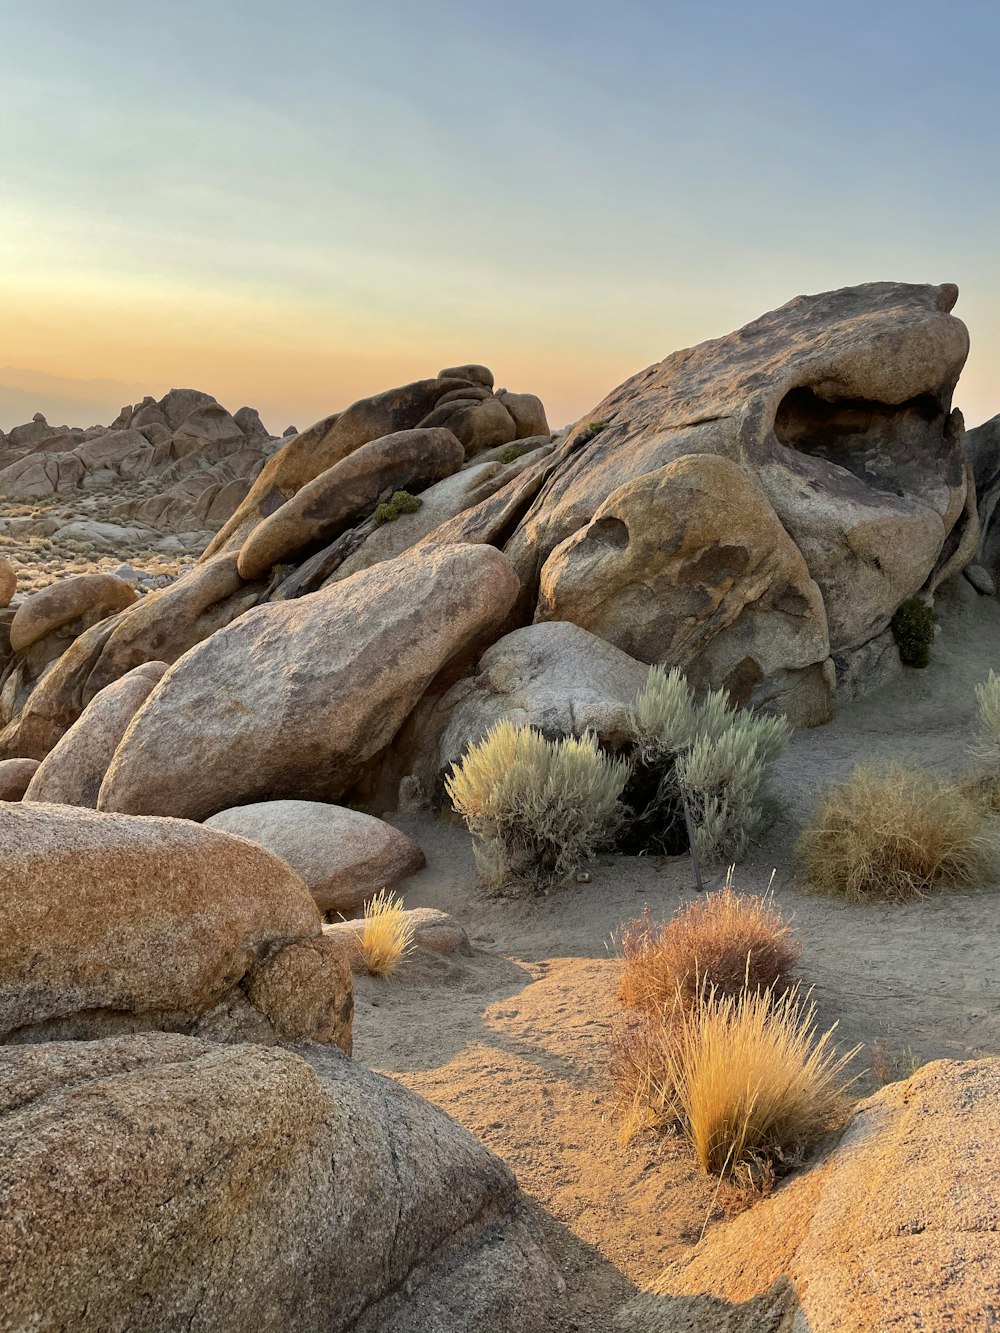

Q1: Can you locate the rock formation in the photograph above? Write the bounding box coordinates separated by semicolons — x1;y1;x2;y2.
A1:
204;800;426;914
0;802;353;1049
616;1059;1000;1332
0;1034;560;1332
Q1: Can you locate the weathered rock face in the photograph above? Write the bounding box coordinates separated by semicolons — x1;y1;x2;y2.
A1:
202;365;549;561
236;426;466;579
409;620;651;794
616;1059;1000;1333
9;573;138;654
98;542;520;821
506;282;975;721
0;757;39;800
0;1035;560;1333
965;413;1000;585
23;661;167;807
0;802;351;1050
205;800;426;914
536;455;834;721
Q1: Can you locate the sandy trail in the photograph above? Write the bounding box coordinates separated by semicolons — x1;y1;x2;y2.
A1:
352;577;1000;1326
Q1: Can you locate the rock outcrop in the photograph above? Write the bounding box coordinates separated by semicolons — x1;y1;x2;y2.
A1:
964;412;1000;585
23;661;167;807
0;802;352;1049
98;542;520;820
616;1059;1000;1332
0;1034;560;1332
407;620;650;795
506;282;976;723
204;800;426;914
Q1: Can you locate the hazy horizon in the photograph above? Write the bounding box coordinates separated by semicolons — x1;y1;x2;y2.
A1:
3;1;999;435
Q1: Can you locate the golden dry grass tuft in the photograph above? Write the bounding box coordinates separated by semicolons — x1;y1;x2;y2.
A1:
359;890;415;976
618;877;800;1013
798;761;998;903
620;985;857;1177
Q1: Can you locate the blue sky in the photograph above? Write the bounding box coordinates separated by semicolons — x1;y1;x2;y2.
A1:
2;0;997;431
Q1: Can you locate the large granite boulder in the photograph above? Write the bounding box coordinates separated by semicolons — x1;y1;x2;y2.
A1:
0;1034;560;1332
408;620;650;793
505;282;977;722
23;661;167;807
0;802;352;1049
236;426;466;579
201;369;497;559
98;542;520;820
616;1059;1000;1332
205;800;426;914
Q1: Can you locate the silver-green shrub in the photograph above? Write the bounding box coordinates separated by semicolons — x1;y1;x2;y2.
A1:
629;667;791;863
445;719;629;896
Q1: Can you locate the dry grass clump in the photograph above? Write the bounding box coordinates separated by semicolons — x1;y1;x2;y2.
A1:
612;881;855;1179
798;761;997;902
446;719;629;896
627;986;856;1176
359;890;415;976
618;878;799;1012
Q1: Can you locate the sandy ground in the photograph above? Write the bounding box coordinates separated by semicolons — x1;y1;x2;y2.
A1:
350;576;1000;1328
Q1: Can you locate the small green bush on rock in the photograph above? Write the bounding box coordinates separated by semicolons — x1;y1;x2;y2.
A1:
373;491;423;524
891;597;934;668
445;719;629;896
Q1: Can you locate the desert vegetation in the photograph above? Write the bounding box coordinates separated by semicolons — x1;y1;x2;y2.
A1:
445;719;629;895
798;761;998;902
891;595;935;668
619;666;791;863
613;885;855;1180
359;889;417;976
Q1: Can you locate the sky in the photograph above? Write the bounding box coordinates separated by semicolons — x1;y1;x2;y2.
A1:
1;0;998;434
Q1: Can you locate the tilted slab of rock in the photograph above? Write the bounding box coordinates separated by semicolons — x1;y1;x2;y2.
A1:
505;282;976;720
236;425;466;579
9;573;138;654
0;555;263;760
0;802;352;1049
23;661;167;807
202;369;494;559
0;1034;560;1333
204;799;426;914
333;442;555;583
409;620;651;793
98;542;520;820
616;1058;1000;1333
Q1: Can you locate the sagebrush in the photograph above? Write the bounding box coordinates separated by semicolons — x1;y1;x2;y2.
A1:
618;877;799;1013
622;666;791;863
622;985;856;1176
798;761;997;902
446;720;628;895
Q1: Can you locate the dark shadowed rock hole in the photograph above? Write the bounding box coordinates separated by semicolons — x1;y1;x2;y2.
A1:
615;754;689;857
773;387;947;493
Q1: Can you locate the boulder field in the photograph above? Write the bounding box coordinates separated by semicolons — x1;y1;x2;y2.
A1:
0;282;984;817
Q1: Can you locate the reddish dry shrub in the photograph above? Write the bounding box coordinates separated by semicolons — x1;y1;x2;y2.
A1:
618;881;800;1014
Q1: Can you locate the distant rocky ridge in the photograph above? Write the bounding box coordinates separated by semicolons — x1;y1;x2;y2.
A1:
0;387;290;534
